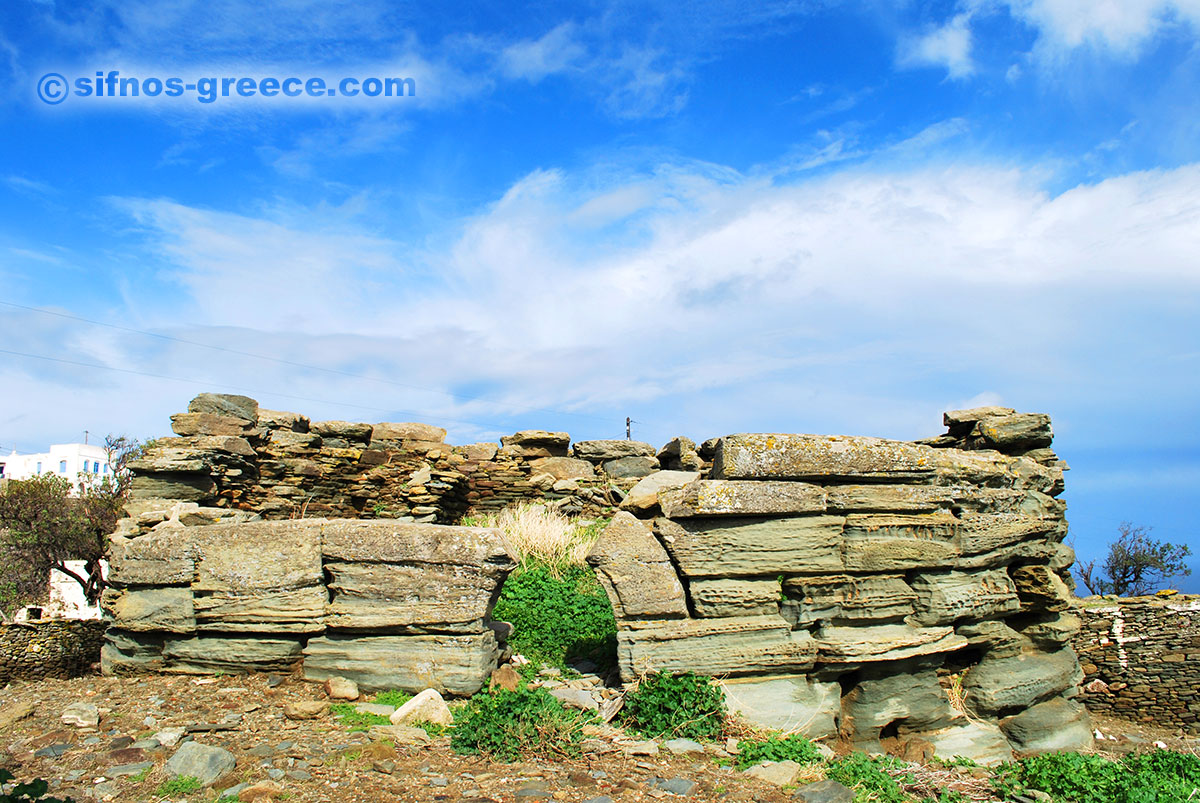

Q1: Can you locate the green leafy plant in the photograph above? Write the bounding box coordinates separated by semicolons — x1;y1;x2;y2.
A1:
370;690;412;708
0;769;75;803
826;752;913;803
154;776;203;796
993;749;1200;803
329;703;391;732
491;561;617;668
735;733;823;769
128;765;152;783
621;671;727;741
450;686;589;762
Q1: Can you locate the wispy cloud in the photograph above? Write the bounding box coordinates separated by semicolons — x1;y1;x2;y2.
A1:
898;13;976;79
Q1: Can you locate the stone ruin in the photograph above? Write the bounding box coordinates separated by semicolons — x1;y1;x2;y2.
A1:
104;394;1089;763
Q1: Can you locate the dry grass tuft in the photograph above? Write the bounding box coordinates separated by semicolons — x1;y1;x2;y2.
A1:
470;504;606;575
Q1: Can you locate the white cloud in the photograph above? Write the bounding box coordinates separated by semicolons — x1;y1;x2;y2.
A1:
1004;0;1200;55
898;13;976;79
499;23;585;82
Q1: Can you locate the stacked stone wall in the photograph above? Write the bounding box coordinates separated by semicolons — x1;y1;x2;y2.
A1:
1071;594;1200;731
0;620;108;683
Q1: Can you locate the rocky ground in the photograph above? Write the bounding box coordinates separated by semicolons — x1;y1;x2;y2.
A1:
1;672;1196;803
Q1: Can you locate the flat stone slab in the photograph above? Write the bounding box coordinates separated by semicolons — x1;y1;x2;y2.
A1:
320;520;515;569
841;514;960;571
303;632;499;696
721;675;840;739
815;623;967;663
324;562;500;632
782;575;916;626
824;485;955;514
573;440;656;461
690;579;782;618
907;569;1020;626
586;512;689;620
659;480;827;517
713;434;938;481
162;636;303;674
653;516;844;578
103;587;195;634
617;615;816;681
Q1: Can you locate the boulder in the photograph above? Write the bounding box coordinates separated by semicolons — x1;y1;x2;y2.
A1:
61;702;100;728
390;689;454;726
616;615;816;681
602;456;660;479
782;575;916;626
457;442;498;461
954;620;1030;658
824;485;954;514
162;636;303;674
653;516;844;578
100;629;165;675
907;569;1020;626
962;647;1083;716
572;440;656;461
657;437;704;471
258;409;309;431
283;701;329;720
188;393;259;422
721;676;840;739
1000;697;1092;754
585;512;688;620
944;406;1017;429
550;688;600;712
620;470;701;512
324;561;502;632
1011;612;1082;648
974;413;1053;451
529;457;596;481
840;667;958;746
921;721;1013;766
324;677;359;700
713;434;937;482
743;760;801;786
370;422;447;445
163;741;236;786
310;420;373;443
690;579;781;618
500;430;570;458
169;412;255;437
794;780;854;803
1010;565;1074;612
815;624;967;663
659;480;826;518
302;631;499;696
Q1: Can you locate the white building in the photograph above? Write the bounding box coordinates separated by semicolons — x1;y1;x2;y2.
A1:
0;443;113;483
13;560;107;621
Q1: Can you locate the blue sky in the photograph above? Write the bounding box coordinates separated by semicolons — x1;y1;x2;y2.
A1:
1;1;1198;588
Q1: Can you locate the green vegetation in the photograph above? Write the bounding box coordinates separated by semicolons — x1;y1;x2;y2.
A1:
993;749;1200;803
329;703;391;732
1076;521;1192;596
621;671;727;741
128;765;153;783
0;769;75;803
154;776;203;796
450;685;590;761
735;733;823;769
370;689;412;708
491;561;617;669
826;752;913;803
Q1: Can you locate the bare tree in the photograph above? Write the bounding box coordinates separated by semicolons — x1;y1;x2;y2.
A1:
1076;522;1192;597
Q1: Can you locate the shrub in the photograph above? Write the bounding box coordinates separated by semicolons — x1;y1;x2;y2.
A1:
621;671;727;741
491;562;616;669
155;776;202;796
825;752;912;803
994;749;1200;803
735;733;823;769
450;686;589;762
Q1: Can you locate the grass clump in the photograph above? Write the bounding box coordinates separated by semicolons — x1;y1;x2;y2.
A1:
825;752;912;803
735;733;823;769
491;561;617;669
450;686;590;762
469;504;606;575
329;703;391;732
621;671;727;742
370;689;412;708
993;749;1200;803
154;776;203;796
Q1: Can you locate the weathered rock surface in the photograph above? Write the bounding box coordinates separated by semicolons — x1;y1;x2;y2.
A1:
390;688;453;726
722;676;840;739
842;514;960;572
619;470;700;512
1010;565;1074;612
654;516;844;577
617;616;817;681
690;579;781;618
102;588;195;633
659;480;826;518
325;562;499;632
840;667;958;746
602;456;660;479
572;440;656;461
164;741;236;786
320;520;514;569
586;512;689;620
782;575;916;626
162;636;302;674
188;393;259;422
1000;696;1092;754
963;648;1083;716
500;430;570;457
713;434;937;481
815;624;967;663
824;485;954;513
921;721;1014;766
302;632;499;695
907;569;1020;626
529;457;596;481
370;422;447;445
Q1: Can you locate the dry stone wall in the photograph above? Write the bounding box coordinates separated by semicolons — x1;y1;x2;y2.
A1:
1072;594;1200;732
588;407;1088;763
0;620;107;683
101;515;515;696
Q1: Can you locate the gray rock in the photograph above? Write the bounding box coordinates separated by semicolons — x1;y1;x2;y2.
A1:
690;578;781;618
841;514;960;571
325;560;502;632
957;513;1060;556
824;485;955;514
621;470;702;512
617;615;816;681
652;776;698;795
33;743;70;758
586;512;689;620
103;587;196;633
1011;612;1081;648
529;456;596;480
963;648;1083;716
955;621;1030;657
621;740;660;756
310;420;373;442
658;437;704;471
169;412;255;437
921;721;1013;766
129;472;216;503
654;516;844;578
101;629;165;675
550;688;599;711
1000;697;1092;754
1010;566;1074;612
944;406;1017;428
188;393;259;422
973;413;1053;451
743;760;802;786
303;631;499;695
194;585;326;634
162;635;303;674
500;430;570;457
907;569;1020;626
841;667;958;747
258;408;309;431
722;676;840;740
814;624;966;663
663;739;705;755
153;727;187;747
659;480;826;518
602;456;660;479
793;779;854;803
107;761;154;777
163;741;236;786
574;440;656;461
714;434;937;482
782;575;916;627
320;520;515;568
60;702;99;728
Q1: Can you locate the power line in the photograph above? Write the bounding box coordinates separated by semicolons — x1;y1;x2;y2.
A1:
0;300;615;424
0;347;545;433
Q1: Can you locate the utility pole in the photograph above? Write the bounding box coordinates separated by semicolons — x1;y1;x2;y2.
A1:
625;417;632;440
84;430;89;445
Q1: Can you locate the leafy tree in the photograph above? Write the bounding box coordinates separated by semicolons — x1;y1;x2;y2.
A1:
1076;522;1192;597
